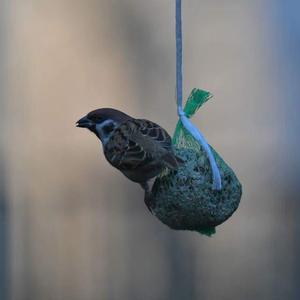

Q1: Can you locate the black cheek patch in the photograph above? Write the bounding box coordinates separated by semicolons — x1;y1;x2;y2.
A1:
103;123;115;134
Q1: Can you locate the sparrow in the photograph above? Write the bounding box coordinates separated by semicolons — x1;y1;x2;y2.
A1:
76;108;182;211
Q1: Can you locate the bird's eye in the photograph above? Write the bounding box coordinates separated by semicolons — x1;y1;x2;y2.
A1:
102;123;115;134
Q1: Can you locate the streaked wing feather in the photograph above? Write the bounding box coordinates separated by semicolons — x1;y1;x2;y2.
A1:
133;119;172;152
105;119;175;172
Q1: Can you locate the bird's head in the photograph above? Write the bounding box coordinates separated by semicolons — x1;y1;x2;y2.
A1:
76;108;132;144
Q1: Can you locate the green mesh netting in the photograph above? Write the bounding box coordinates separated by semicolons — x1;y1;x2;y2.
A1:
148;89;242;236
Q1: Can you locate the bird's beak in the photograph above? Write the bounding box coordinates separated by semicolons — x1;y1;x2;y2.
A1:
76;116;93;128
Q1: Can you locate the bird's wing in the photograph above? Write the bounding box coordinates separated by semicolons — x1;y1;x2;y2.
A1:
131;119;182;170
105;119;178;171
130;119;173;151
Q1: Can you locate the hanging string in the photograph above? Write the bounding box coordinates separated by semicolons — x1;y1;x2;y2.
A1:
175;0;222;190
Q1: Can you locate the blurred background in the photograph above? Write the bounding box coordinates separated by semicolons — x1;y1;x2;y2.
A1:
1;0;300;299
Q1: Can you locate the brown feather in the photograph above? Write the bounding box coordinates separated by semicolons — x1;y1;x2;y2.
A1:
104;118;180;183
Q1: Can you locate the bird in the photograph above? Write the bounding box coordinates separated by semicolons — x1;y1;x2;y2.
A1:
76;108;183;211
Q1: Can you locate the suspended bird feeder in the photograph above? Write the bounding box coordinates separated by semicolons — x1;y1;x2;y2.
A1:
144;0;242;236
146;89;242;236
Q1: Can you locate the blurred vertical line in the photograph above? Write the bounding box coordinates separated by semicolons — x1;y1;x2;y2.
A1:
273;2;300;297
264;2;300;298
0;0;9;299
166;235;198;300
0;166;7;300
272;0;300;184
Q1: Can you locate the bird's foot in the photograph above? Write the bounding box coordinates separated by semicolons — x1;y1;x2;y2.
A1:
140;181;156;214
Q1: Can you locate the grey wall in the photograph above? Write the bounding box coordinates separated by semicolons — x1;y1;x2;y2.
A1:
1;1;300;299
0;0;9;298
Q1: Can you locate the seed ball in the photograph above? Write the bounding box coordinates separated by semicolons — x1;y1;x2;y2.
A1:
148;147;242;233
